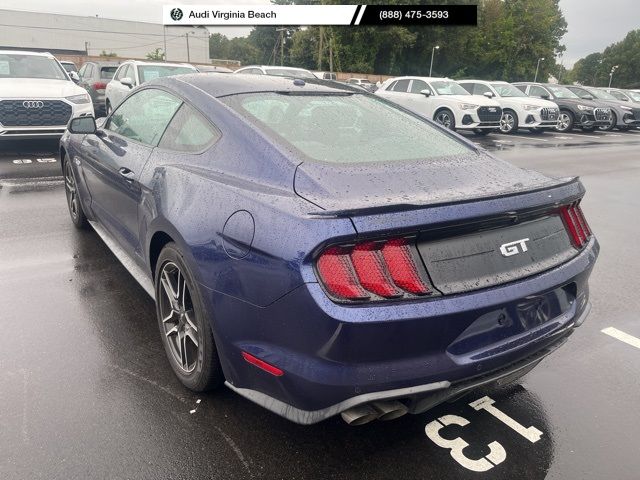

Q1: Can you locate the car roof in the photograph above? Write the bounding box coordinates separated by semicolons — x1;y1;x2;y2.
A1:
124;60;194;68
0;50;54;57
460;79;507;84
240;65;311;72
150;73;365;98
387;76;451;82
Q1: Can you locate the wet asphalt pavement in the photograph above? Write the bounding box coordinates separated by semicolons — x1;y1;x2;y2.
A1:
1;130;640;479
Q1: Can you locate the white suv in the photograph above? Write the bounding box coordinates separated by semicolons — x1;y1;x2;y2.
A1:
376;76;502;134
105;61;197;114
459;80;560;134
0;50;93;140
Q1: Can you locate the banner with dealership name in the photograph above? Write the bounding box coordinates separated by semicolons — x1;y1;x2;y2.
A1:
162;5;477;26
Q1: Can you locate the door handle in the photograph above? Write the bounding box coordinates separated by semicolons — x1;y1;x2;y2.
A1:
118;167;135;181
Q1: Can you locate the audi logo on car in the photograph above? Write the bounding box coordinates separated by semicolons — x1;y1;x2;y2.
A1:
22;101;44;109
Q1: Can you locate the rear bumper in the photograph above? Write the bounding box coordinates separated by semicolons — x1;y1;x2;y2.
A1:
206;237;598;423
226;311;583;424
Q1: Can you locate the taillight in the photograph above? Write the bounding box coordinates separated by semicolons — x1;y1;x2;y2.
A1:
560;202;592;248
93;81;107;90
316;237;433;302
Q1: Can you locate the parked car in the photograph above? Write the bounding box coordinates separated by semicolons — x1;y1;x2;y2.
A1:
195;65;233;73
459;80;559;134
564;85;640;132
347;78;376;92
105;60;197;113
602;88;640;105
513;82;611;133
0;50;93;140
376;76;502;134
314;71;337;81
234;65;316;79
77;61;119;116
59;60;78;74
59;74;598;425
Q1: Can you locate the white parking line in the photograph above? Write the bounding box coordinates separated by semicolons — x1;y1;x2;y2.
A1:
553;133;603;139
506;134;548;142
601;327;640;350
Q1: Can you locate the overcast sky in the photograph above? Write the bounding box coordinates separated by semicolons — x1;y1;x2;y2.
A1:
1;0;639;67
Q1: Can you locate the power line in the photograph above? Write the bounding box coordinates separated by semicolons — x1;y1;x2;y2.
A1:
0;23;207;39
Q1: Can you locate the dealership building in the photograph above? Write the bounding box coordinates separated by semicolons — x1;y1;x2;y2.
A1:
0;9;210;64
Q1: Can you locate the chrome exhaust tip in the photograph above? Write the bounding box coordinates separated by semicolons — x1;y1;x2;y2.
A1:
340;404;380;426
371;400;408;421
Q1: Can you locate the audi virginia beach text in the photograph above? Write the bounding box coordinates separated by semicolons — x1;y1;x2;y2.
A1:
60;74;598;425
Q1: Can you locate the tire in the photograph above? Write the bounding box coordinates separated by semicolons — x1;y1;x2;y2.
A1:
434;109;456;131
63;155;88;229
618;126;630;132
599;111;616;131
499;109;519;134
555;110;574;133
529;127;546;134
155;243;224;392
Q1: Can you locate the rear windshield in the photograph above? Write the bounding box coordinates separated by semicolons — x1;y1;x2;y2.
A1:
100;66;118;79
0;53;67;80
138;65;196;83
222;92;471;163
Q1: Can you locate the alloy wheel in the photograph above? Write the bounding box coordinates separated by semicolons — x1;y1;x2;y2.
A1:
158;261;200;373
556;113;571;132
64;161;79;220
500;112;515;133
436;112;452;129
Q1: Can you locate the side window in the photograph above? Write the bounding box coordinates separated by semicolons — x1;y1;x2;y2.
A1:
458;83;473;94
159;103;220;152
610;90;627;101
514;85;527;94
123;65;134;81
473;83;492;96
242;68;263;75
386;80;397;91
391;79;410;92
410;79;429;94
113;65;124;80
105;89;182;146
529;86;549;98
78;64;87;78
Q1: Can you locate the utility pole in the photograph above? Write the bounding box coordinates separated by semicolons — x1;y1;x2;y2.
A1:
163;26;167;61
318;26;323;71
609;65;619;88
429;45;439;77
185;32;190;62
275;28;287;67
329;37;333;72
534;57;544;82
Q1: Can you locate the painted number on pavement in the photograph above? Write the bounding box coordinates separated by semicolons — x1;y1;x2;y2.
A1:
425;396;542;472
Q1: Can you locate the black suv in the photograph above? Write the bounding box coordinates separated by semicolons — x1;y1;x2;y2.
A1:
513;82;611;133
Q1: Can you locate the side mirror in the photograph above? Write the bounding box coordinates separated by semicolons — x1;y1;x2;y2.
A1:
69;71;80;83
540;94;550;100
68;116;97;134
120;77;134;88
582;94;594;100
483;91;494;98
420;89;431;97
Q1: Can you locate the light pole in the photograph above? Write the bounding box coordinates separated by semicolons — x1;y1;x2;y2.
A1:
609;65;619;88
534;57;544;82
429;45;439;77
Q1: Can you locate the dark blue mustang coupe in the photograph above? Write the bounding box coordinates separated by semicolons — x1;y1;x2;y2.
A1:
60;74;598;425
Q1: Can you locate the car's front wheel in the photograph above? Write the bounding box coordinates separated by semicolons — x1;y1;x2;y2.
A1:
434;109;456;131
555;111;574;133
499;110;519;134
599;112;616;131
63;155;88;229
155;243;224;392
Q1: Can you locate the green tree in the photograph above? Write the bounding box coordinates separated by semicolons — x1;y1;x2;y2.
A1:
146;48;165;60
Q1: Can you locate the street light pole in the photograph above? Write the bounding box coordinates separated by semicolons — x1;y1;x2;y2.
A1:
429;45;439;77
534;57;544;82
609;65;619;88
